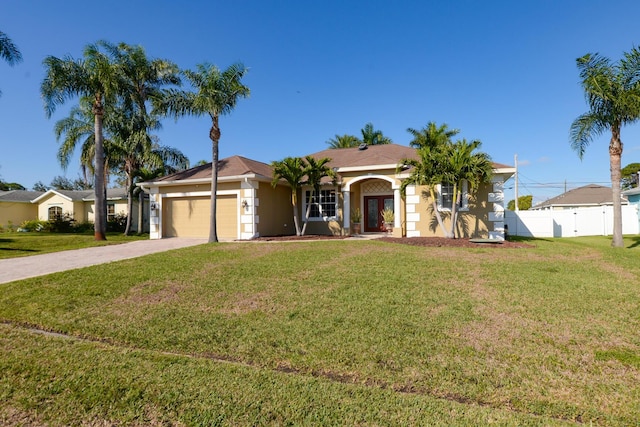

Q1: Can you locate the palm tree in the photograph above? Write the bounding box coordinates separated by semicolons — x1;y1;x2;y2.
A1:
0;30;22;97
301;156;334;236
443;139;493;238
570;47;640;247
155;63;249;243
271;157;307;236
360;122;392;145
42;41;123;240
326;134;360;149
400;122;459;237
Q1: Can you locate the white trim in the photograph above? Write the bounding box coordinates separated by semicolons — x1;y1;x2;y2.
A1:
344;174;399;191
31;189;73;203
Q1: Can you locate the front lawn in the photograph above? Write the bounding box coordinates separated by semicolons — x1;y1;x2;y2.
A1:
0;232;147;259
1;236;639;425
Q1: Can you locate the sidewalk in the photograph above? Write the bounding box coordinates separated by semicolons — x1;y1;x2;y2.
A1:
0;238;207;284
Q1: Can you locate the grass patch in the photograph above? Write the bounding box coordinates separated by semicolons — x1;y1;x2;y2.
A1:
1;237;640;425
0;232;147;259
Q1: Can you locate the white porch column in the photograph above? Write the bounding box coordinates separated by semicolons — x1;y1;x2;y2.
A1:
343;190;350;230
393;188;401;229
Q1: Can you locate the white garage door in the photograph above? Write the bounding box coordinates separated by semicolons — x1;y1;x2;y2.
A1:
162;195;237;239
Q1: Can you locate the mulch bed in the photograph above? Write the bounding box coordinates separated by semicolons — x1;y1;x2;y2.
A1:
376;236;533;248
250;235;532;248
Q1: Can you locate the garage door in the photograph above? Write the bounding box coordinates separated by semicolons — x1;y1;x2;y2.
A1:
162;195;237;239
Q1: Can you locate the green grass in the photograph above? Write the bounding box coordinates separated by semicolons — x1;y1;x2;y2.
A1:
1;236;639;425
0;232;147;259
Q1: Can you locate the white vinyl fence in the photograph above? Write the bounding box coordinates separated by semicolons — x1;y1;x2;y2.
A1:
504;205;639;238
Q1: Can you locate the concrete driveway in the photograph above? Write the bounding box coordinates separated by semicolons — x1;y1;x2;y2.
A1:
0;238;208;284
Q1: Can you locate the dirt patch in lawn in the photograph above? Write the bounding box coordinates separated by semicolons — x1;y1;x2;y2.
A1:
249;234;532;248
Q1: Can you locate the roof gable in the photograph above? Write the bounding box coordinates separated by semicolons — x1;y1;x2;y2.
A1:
152;155;274;183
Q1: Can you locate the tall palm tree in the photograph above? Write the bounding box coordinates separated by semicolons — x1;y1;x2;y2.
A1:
360;122;392;145
301;156;334;236
271;157;307;236
400;122;459;237
326;134;360;149
444;139;493;238
154;63;250;243
570;47;640;247
0;30;22;97
42;41;122;240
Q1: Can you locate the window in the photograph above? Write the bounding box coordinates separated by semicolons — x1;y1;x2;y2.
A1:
437;181;469;211
48;206;62;221
107;204;116;221
304;188;337;219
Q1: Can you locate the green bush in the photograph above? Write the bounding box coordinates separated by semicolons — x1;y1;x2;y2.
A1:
48;213;76;233
19;219;49;232
107;213;128;232
73;221;94;233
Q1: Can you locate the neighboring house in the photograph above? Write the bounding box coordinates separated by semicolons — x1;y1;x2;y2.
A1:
0;188;149;232
531;184;628;210
622;186;640;232
0;190;44;230
141;144;515;240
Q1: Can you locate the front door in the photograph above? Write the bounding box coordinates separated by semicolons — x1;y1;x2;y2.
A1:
364;196;394;232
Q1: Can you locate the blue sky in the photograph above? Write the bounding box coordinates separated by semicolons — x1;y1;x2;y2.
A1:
2;0;640;205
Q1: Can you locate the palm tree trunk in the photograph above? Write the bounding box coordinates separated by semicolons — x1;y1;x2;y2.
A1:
292;199;301;236
448;183;459;239
124;171;134;236
429;186;450;238
301;189;313;236
610;127;624;247
93;101;107;241
209;116;220;243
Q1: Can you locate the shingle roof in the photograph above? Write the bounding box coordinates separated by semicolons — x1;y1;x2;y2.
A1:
0;190;44;202
152;155;274;183
307;144;420;168
533;184;627;209
144;146;514;186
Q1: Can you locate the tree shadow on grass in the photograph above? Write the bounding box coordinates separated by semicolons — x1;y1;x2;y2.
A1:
627;236;640;249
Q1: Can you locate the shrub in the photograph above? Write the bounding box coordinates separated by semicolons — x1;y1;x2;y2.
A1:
73;221;94;233
48;213;76;233
19;219;49;232
107;213;127;232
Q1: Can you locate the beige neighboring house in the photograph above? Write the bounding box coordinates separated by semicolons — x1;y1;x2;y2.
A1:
141;144;515;240
0;190;43;230
0;188;149;232
531;184;628;210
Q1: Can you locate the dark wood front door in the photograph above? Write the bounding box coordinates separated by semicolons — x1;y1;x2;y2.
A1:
364;196;394;232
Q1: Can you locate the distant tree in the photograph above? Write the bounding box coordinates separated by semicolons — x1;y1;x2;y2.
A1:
271;157;307;236
42;41;124;241
507;195;533;211
0;30;22;97
50;175;76;190
194;159;208;166
621;162;640;189
570;47;640;247
0;181;26;190
326;134;360;149
155;62;250;243
33;181;49;192
359;122;392;145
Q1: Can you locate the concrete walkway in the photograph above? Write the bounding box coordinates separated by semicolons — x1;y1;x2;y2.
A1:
0;238;207;284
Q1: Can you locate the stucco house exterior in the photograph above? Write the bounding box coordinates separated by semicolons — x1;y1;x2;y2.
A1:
141;144;515;240
0;190;43;229
0;188;148;232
